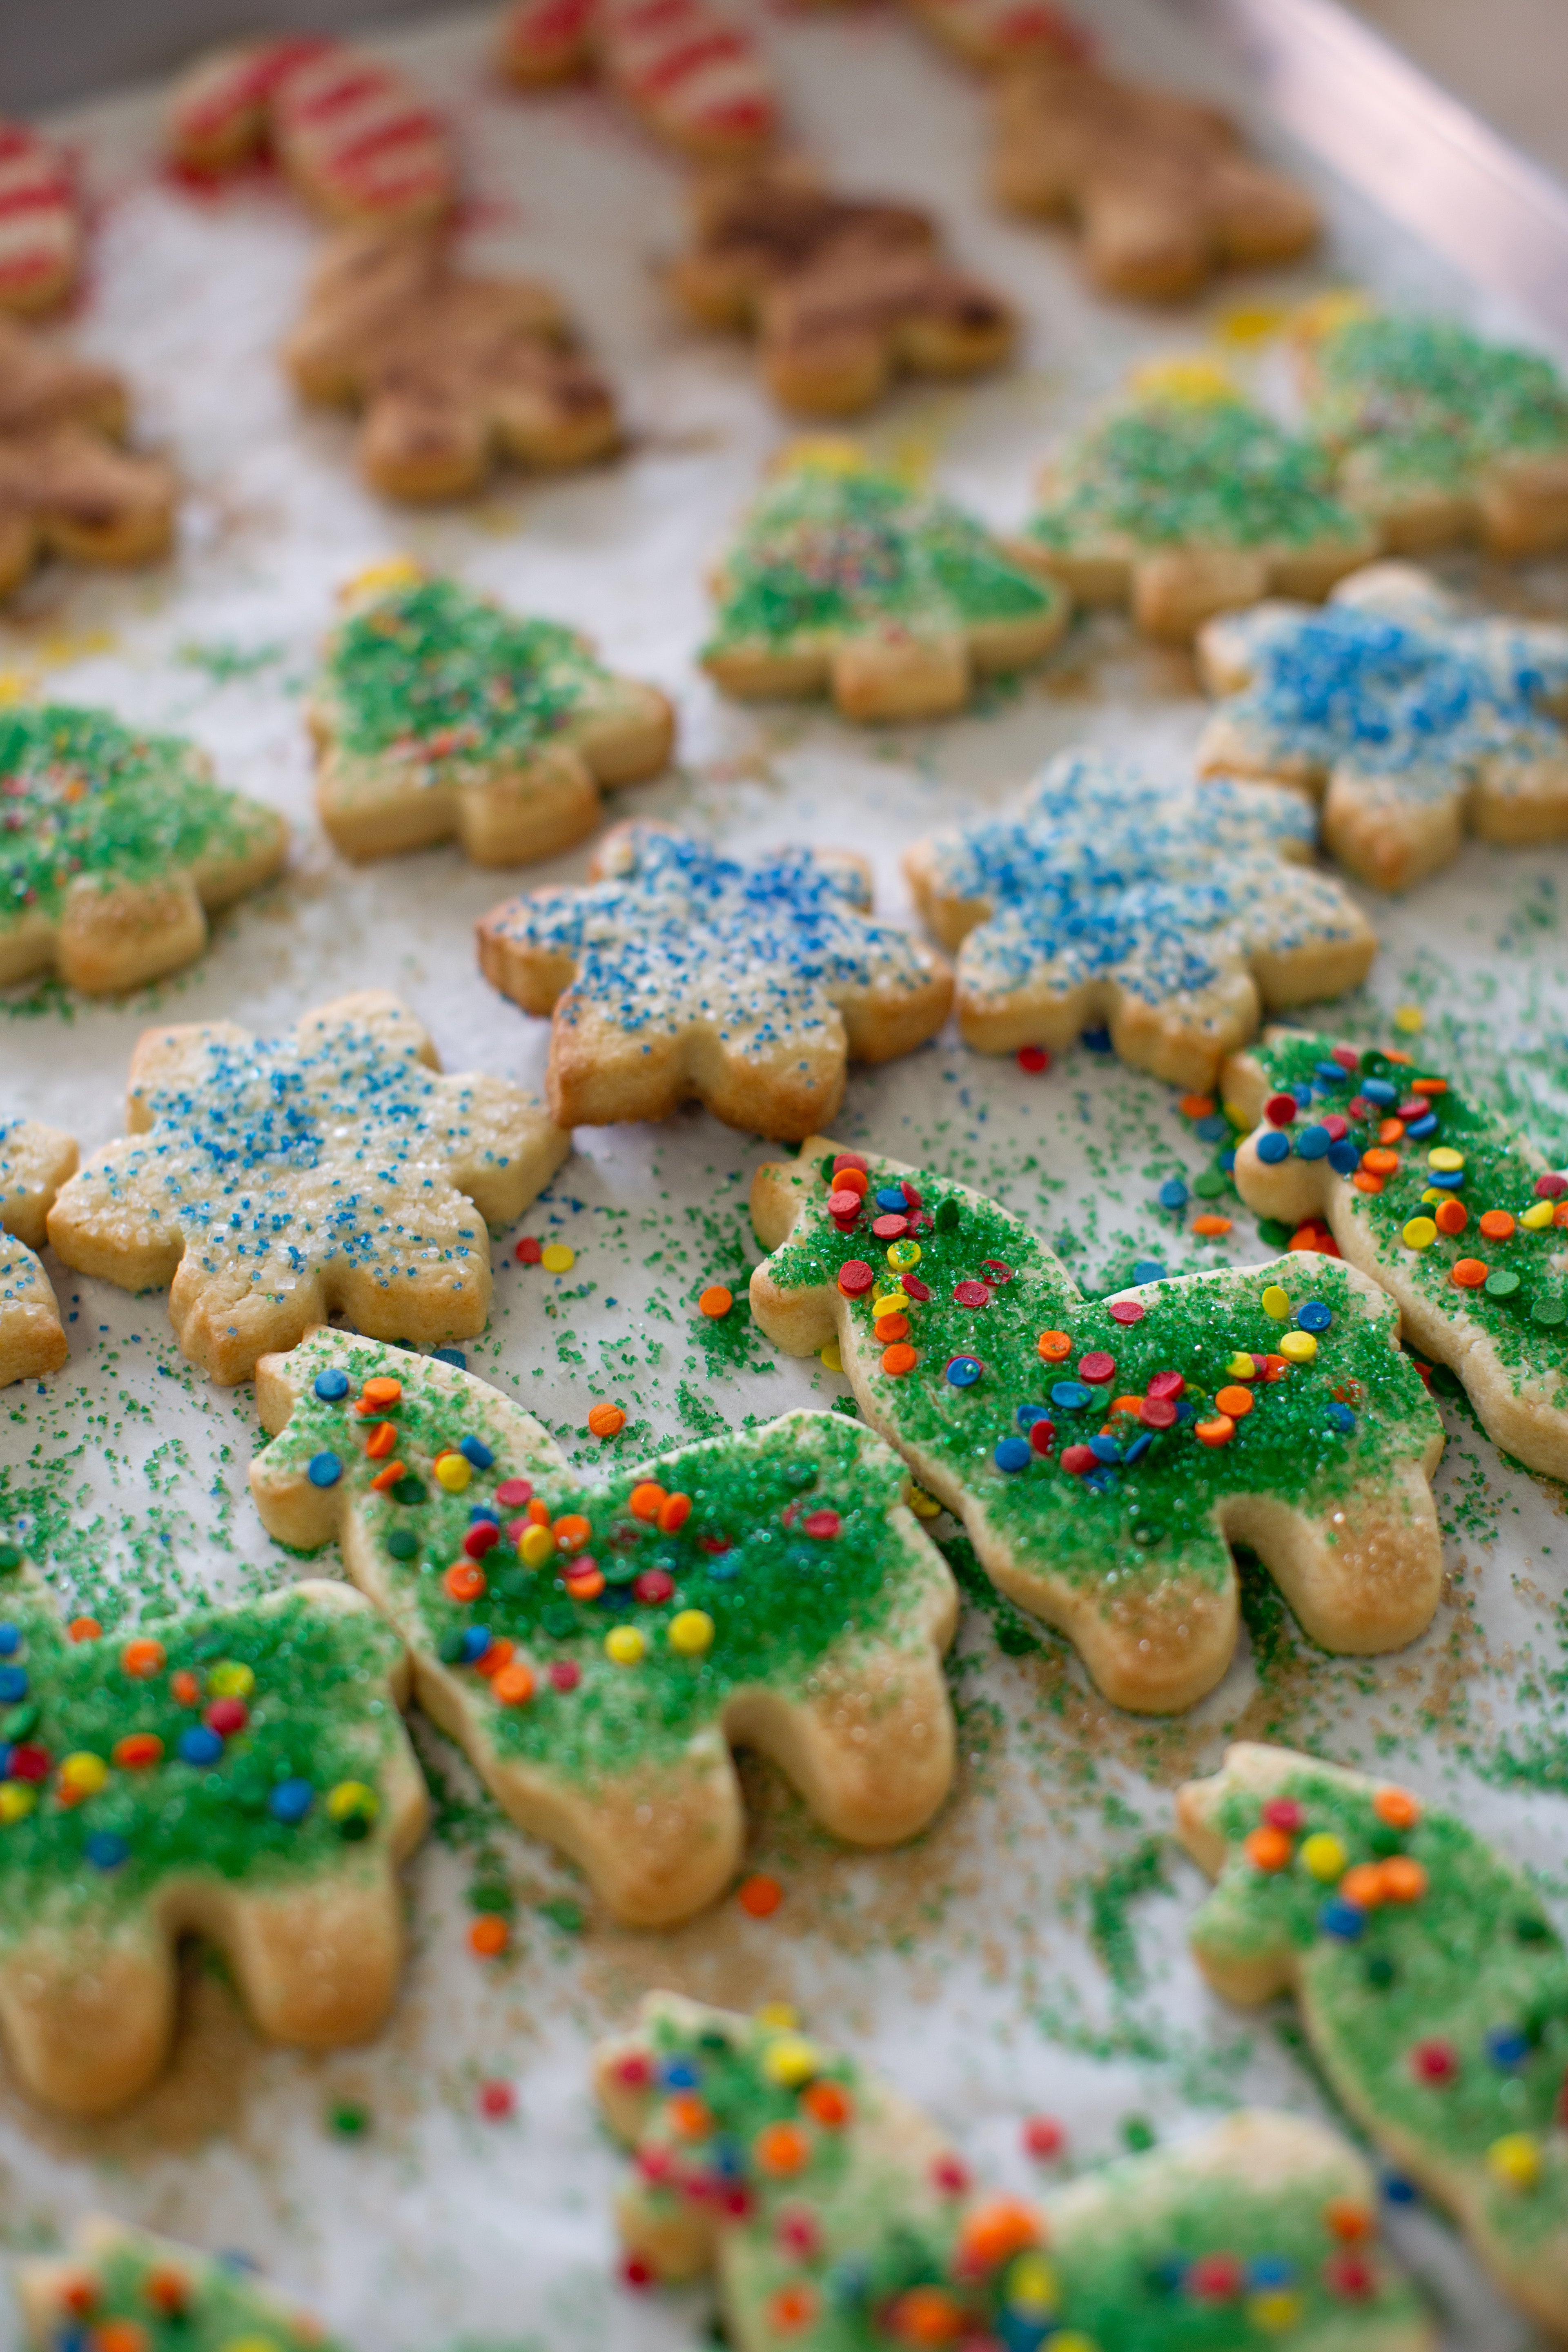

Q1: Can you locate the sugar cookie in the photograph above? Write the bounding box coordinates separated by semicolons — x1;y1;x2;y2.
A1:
1180;1740;1568;2337
18;2216;341;2350
904;749;1376;1089
750;1137;1445;1714
902;0;1091;70
46;990;570;1384
0;122;82;315
498;0;780;158
477;820;953;1139
0;318;176;598
251;1332;957;1927
0;1560;424;2113
1198;561;1568;891
0;1117;75;1388
703;446;1067;719
310;569;673;864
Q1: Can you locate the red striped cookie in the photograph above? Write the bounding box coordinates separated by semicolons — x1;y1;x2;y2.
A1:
497;0;599;83
905;0;1091;67
0;122;81;316
601;0;778;155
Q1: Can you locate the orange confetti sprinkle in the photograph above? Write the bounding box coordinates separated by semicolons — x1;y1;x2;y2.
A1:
1341;1864;1385;1910
667;2091;713;2138
1434;1199;1467;1235
1179;1094;1215;1119
738;1873;782;1918
444;1561;486;1603
1245;1826;1293;1872
1479;1210;1516;1241
1373;1785;1421;1829
628;1483;666;1522
658;1492;693;1533
364;1419;399;1459
1378;1116;1405;1145
1195;1415;1235;1447
1451;1258;1488;1289
469;1915;509;1958
493;1661;536;1706
1352;1172;1384;1195
874;1313;911;1344
357;1376;402;1412
1379;1855;1428;1903
1037;1330;1072;1362
1214;1385;1254;1418
957;2196;1042;2270
170;1668;200;1707
1192;1214;1232;1236
1323;2198;1374;2243
1362;1148;1400;1177
121;1637;166;1680
68;1617;102;1643
370;1459;406;1492
553;1513;592;1550
882;1342;918;1376
699;1285;733;1318
1410;1078;1446;1096
473;1638;515;1678
767;2285;819;2333
588;1401;626;1439
754;2121;810;2174
803;2079;851;2127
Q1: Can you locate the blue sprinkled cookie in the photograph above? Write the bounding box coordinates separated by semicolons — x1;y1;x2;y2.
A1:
0;1116;74;1387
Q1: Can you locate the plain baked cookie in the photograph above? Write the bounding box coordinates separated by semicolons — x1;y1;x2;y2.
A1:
0;122;82;314
310;564;673;863
668;162;1015;416
904;748;1375;1089
1226;1026;1568;1481
1197;561;1568;891
476;820;953;1139
45;990;570;1383
749;1138;1445;1715
0;703;286;994
283;226;621;501
0;1562;425;2114
1179;1742;1568;2338
497;0;780;158
0;317;177;599
18;2216;341;2350
0;1117;75;1387
251;1333;958;1928
597;1991;1435;2347
703;444;1068;719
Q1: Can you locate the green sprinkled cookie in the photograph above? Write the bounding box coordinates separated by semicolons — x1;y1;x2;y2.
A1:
250;1332;958;1928
749;1137;1445;1715
17;2214;343;2350
0;1114;74;1386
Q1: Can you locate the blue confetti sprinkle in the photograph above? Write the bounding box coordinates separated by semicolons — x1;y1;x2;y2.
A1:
313;1368;350;1401
1296;1125;1332;1160
0;1624;17;1657
1088;1434;1120;1465
1194;1114;1227;1143
1326;1401;1356;1434
1015;1403;1053;1430
1131;1259;1167;1283
179;1725;225;1768
1486;2027;1530;2068
1327;1137;1360;1174
85;1831;129;1871
1314;1060;1349;1086
432;1346;467;1368
1383;2174;1418;2206
945;1356;983;1388
461;1625;492;1662
270;1778;316;1823
307;1451;342;1488
1298;1300;1333;1332
1362;1078;1398;1106
1050;1381;1092;1411
1081;1027;1113;1054
1319;1897;1365;1941
0;1664;26;1704
1158;1178;1189;1210
994;1437;1032;1474
1256;1130;1291;1165
1403;1112;1437;1139
1123;1432;1154;1465
460;1436;494;1469
875;1186;909;1213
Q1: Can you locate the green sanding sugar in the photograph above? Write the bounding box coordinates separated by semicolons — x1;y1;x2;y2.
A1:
1309;314;1568;491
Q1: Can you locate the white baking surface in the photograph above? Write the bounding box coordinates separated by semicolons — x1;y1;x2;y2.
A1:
3;4;1568;2345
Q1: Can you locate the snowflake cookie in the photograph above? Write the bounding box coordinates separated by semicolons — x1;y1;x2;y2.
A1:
668;164;1015;418
0;122;82;315
0;703;286;995
0;1117;75;1388
251;1333;958;1927
1226;1026;1568;1481
498;0;780;157
18;2217;342;2351
45;990;570;1384
704;447;1068;719
1197;561;1568;891
0;1559;425;2112
310;568;674;865
477;820;953;1138
904;750;1376;1090
597;1991;1434;2348
750;1138;1445;1714
1014;385;1376;642
0;318;177;600
1180;1741;1568;2336
1302;310;1568;560
283;227;621;502
993;58;1319;300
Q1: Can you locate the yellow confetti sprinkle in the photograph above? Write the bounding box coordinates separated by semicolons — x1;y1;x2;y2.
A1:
1300;1831;1346;1882
1429;1147;1464;1173
1249;2290;1306;2333
775;436;869;479
1280;1330;1318;1364
1402;1217;1437;1251
605;1625;645;1665
0;1784;35;1824
1213;304;1289;347
1261;1284;1291;1320
1486;2132;1542;2191
540;1242;575;1272
1129;356;1236;403
59;1751;109;1796
754;2001;798;2030
434;1452;471;1493
1523;1201;1556;1230
908;1485;941;1519
339;555;423;602
519;1523;555;1568
819;1340;844;1373
761;2034;820;2087
668;1609;715;1656
1392;1004;1424;1034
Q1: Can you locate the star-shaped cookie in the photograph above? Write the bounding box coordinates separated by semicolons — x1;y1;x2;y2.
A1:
703;447;1068;719
0;318;176;598
904;749;1375;1088
0;1116;74;1388
310;568;673;864
498;0;780;158
1198;561;1568;890
283;227;621;502
45;990;571;1383
20;2218;343;2351
477;820;953;1137
0;122;82;314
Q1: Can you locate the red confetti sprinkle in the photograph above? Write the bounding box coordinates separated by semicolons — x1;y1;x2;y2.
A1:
1187;2254;1245;2301
1146;1369;1184;1401
803;1509;841;1541
634;1568;675;1604
549;1659;581;1693
1059;1443;1095;1475
496;1477;532;1508
479;2080;515;2119
515;1236;543;1264
1322;1114;1349;1141
872;1214;909;1240
837;1261;875;1296
833;1152;869;1176
902;1274;931;1303
931;2154;969;2195
1023;2115;1064;2158
463;1522;501;1559
1138;1397;1177;1430
621;2256;655;2290
1410;2039;1458;2084
953;1280;991;1308
1263;1797;1304;1832
1028;1419;1056;1455
205;1697;247;1736
1016;1044;1051;1073
1324;2253;1376;2301
980;1260;1014;1284
738;1873;782;1917
1536;1174;1567;1200
1331;1045;1359;1071
1078;1351;1116;1384
1108;1299;1145;1325
1265;1093;1298;1126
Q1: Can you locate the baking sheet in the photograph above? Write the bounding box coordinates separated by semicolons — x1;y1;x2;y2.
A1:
4;4;1568;2344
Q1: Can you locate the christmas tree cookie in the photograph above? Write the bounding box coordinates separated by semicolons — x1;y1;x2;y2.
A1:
0;1560;425;2113
1015;384;1376;642
1226;1027;1568;1481
1197;561;1568;891
1302;310;1568;559
477;820;953;1140
0;702;285;995
250;1333;958;1927
45;991;570;1384
0;1116;75;1387
0;317;177;600
1179;1742;1568;2337
904;749;1376;1090
702;447;1068;721
750;1139;1445;1714
597;1991;1435;2348
310;568;673;865
18;2215;342;2350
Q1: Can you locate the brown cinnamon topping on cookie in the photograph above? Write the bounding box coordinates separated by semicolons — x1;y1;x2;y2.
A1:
0;318;175;594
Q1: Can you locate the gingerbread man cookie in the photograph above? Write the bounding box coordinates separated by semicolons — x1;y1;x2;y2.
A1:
750;1139;1445;1714
900;0;1091;71
904;750;1375;1090
498;0;780;159
45;991;570;1384
0;318;177;598
1227;1026;1568;1481
1015;383;1376;642
0;123;82;315
477;820;953;1139
668;164;1015;417
1179;1742;1568;2336
310;567;673;864
597;1992;1434;2348
251;1334;957;1927
703;447;1067;719
1302;309;1568;560
0;1559;425;2113
1197;561;1568;891
0;1117;75;1388
283;227;621;502
167;36;455;227
0;703;286;995
18;2216;342;2352
993;57;1319;301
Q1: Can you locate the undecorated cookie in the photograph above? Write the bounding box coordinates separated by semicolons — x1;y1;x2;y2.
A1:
0;122;82;315
497;0;779;158
477;820;953;1139
251;1333;957;1927
0;318;177;599
46;990;570;1383
750;1137;1445;1714
18;2216;341;2350
1179;1741;1568;2337
0;1117;75;1387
